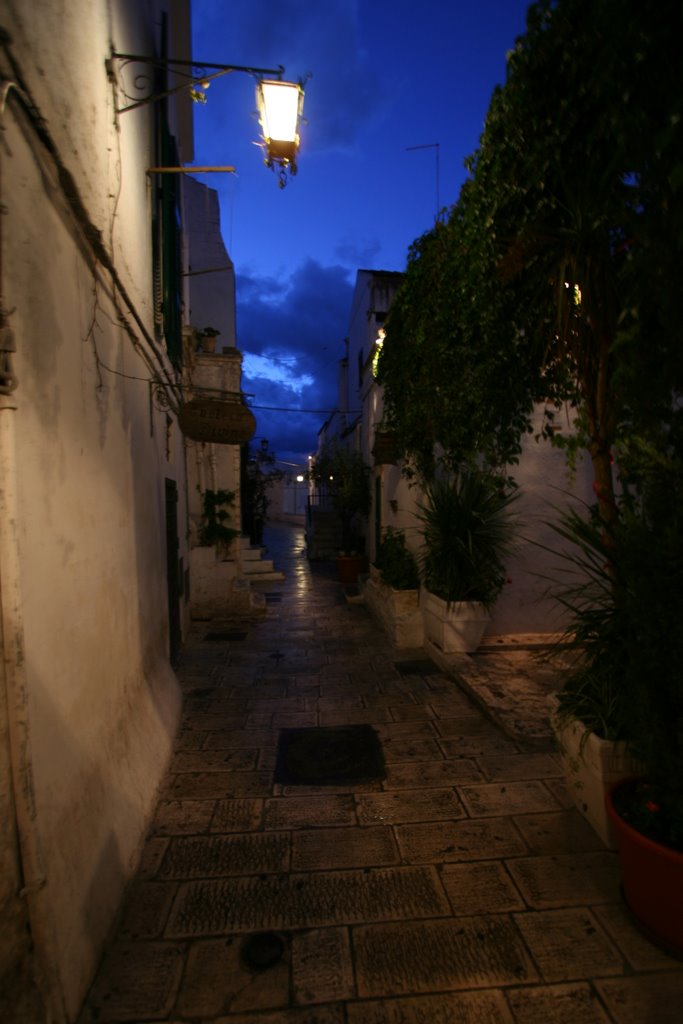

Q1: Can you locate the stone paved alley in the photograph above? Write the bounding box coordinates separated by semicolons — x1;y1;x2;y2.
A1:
79;525;683;1024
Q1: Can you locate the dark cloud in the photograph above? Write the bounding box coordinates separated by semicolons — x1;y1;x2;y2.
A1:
236;258;354;461
334;235;383;268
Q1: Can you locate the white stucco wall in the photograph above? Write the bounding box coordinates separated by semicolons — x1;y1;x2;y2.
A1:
0;1;193;1018
343;270;595;637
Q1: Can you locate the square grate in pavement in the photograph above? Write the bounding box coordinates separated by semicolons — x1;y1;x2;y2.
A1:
203;631;248;642
394;658;439;676
274;725;385;785
265;592;283;604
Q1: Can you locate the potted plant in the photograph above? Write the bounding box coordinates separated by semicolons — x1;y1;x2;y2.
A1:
548;446;683;952
417;470;518;652
603;450;683;953
544;503;641;847
198;488;239;556
374;528;420;590
365;528;423;646
197;326;221;353
309;441;371;585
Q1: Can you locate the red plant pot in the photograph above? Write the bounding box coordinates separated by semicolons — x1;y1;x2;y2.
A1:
606;778;683;957
336;554;367;586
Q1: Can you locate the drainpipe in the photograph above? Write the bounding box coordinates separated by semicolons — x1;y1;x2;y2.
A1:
0;80;67;1024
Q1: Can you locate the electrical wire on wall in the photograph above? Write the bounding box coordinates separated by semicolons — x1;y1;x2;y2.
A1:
0;31;182;413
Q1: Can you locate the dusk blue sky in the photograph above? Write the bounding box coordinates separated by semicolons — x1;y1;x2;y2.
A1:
191;0;531;465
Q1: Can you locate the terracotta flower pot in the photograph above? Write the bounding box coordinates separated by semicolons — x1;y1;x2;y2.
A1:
336;554;367;586
606;778;683;956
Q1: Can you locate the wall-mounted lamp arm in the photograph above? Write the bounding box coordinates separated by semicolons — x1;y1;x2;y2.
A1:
106;51;285;114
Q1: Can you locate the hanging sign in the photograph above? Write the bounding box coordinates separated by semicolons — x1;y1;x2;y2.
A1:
178;399;256;445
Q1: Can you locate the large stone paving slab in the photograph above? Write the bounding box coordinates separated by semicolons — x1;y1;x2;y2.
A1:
291;825;399;870
439;735;519;757
592;904;683;972
511;811;604;854
475;753;562;782
117;881;177;939
157;833;290;879
440;862;525;916
82;941;184;1021
345;990;514;1023
176;936;290;1017
264;794;357;830
384;760;482;789
170;748;258;772
151;798;216;835
212;1005;346;1024
513;908;624;982
353;916;539;996
356;788;465;825
396;817;528;863
594;972;683;1024
376;721;441;740
457;781;561;817
505;852;619;908
165;866;451;936
203;728;278;749
504;982;612;1023
380;736;444;762
291;927;355;1005
210;798;264;832
167;770;273;799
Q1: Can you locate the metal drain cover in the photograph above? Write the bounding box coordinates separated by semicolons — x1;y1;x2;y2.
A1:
241;932;285;971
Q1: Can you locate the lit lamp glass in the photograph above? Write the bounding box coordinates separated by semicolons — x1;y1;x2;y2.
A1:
257;78;304;176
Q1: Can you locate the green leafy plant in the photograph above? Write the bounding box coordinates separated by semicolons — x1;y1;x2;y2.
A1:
240;442;283;546
417;471;518;607
374;529;420;590
547;442;683;850
199;488;239;548
544;502;630;741
309;442;371;553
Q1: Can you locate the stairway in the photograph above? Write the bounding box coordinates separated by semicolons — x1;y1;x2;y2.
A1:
239;536;285;582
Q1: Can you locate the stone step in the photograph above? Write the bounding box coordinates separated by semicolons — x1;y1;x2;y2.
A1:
241;547;266;561
243;570;285;582
243;559;276;574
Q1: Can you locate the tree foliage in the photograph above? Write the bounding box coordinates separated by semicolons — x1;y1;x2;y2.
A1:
379;0;683;512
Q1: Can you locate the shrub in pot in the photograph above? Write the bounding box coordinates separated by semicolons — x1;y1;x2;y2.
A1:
374;528;420;590
199;488;239;554
309;441;371;584
548;448;683;951
603;450;683;953
417;471;518;652
367;528;423;646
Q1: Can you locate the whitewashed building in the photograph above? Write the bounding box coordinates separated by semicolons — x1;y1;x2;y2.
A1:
0;2;196;1018
332;268;594;636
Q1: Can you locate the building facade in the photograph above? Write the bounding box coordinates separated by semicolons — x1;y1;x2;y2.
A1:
326;268;594;636
0;2;198;1018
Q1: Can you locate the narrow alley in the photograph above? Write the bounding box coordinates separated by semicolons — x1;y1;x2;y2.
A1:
78;525;683;1024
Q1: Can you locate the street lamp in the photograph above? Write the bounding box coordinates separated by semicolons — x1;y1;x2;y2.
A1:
106;52;306;185
256;78;305;185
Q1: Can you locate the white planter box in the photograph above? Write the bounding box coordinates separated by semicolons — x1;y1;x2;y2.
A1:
420;588;490;653
363;576;423;647
550;702;641;848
